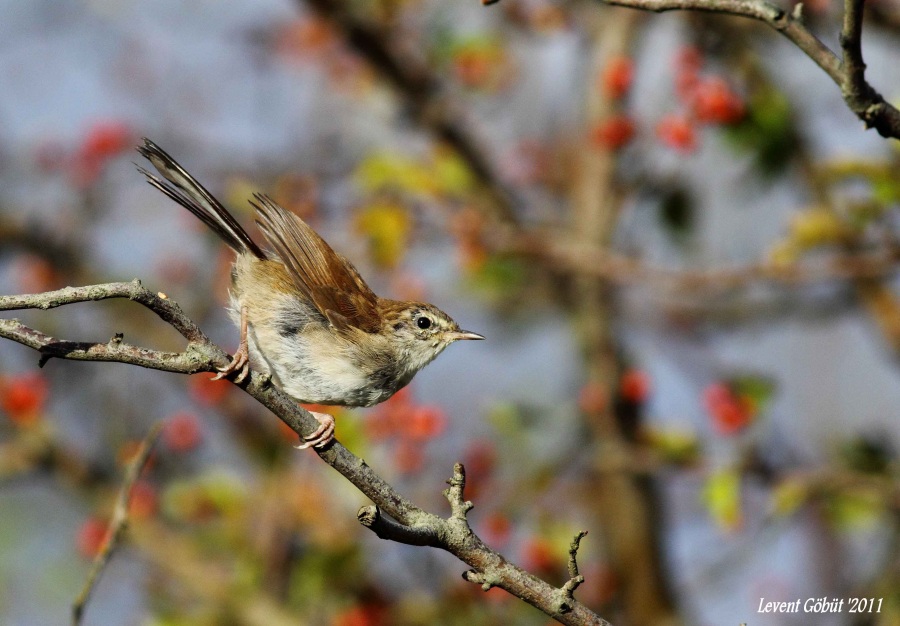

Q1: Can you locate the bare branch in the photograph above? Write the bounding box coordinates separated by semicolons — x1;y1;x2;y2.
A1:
358;463;612;625
0;284;611;626
72;422;163;626
480;0;900;138
0;319;209;372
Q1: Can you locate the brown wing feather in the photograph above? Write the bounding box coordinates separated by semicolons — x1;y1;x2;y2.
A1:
252;193;381;334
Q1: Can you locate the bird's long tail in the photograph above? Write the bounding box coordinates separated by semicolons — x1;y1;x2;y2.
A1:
137;138;266;259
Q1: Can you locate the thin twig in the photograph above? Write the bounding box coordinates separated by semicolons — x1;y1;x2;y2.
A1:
556;531;589;614
71;422;163;626
567;530;589;581
838;0;885;130
444;462;475;524
0;319;207;372
495;229;900;293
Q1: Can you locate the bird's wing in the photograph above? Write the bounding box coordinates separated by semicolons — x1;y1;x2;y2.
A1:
252;193;381;334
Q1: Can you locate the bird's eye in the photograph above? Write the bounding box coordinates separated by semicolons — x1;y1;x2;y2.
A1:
417;316;432;330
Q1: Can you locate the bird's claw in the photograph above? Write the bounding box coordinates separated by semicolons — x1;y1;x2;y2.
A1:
212;346;250;382
294;411;336;450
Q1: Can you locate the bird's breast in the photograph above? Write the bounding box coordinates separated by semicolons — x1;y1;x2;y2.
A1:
240;306;408;407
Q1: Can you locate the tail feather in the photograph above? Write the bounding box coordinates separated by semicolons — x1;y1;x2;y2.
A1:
137;138;266;259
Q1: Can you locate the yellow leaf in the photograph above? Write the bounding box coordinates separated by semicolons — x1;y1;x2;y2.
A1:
702;468;742;532
432;146;475;197
355;201;411;268
224;176;261;217
826;488;883;530
355;152;437;197
645;428;700;464
789;207;844;248
770;477;808;517
767;239;799;267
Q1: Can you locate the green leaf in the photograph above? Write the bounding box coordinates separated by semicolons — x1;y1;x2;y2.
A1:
826;489;883;530
723;86;798;175
658;187;695;242
731;375;776;416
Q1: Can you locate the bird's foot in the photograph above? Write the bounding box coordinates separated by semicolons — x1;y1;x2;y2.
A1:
294;411;336;450
212;344;250;383
213;305;251;383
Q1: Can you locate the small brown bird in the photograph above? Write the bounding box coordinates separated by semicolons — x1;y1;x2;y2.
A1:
137;139;482;449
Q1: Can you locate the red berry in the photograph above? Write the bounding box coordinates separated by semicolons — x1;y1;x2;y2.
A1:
332;603;385;626
128;481;159;519
80;121;132;161
703;383;753;435
12;254;62;294
522;536;557;573
590;115;636;151
692;77;745;125
394;440;424;474
619;369;650;404
703;383;732;411
366;388;414;440
1;372;48;426
578;381;609;414
656;114;697;152
675;46;704;74
70;120;132;187
675;69;700;102
483;512;512;547
162;412;203;452
405;405;446;441
189;374;231;407
600;56;634;100
76;517;110;558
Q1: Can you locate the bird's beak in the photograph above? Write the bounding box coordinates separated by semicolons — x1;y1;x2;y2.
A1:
447;330;485;341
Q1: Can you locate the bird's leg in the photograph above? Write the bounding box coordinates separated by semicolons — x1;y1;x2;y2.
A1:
294;411;336;450
213;306;251;383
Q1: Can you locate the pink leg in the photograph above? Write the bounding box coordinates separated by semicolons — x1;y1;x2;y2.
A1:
212;305;251;383
294;411;336;450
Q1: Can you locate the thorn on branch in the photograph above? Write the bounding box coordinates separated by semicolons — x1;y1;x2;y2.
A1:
443;462;474;523
555;530;589;614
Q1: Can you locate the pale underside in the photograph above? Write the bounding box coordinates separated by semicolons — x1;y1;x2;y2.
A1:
229;254;438;407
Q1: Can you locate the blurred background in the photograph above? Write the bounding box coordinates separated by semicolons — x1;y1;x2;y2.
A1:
1;0;899;624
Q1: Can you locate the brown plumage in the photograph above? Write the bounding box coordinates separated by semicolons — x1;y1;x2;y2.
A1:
137;138;483;449
252;193;381;334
